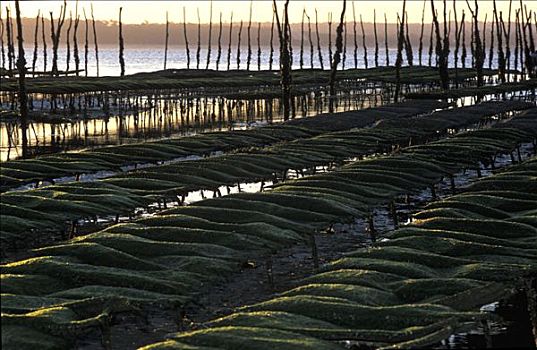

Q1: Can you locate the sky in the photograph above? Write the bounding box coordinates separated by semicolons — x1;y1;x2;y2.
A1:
5;1;519;24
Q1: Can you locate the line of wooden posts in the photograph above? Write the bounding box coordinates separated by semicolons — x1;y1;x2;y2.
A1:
1;0;536;157
1;0;535;79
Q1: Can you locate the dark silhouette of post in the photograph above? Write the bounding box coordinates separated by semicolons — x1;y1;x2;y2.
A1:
466;0;485;86
6;9;15;72
418;0;426;66
50;0;67;76
394;0;407;102
269;12;275;70
329;0;347;113
119;7;125;76
257;22;262;70
83;8;88;76
360;14;368;68
307;12;314;69
65;11;72;75
15;0;29;158
206;1;213;69
90;4;99;76
164;11;169;70
226;12;233;70
328;12;333;66
0;10;5;71
236;20;243;69
247;1;253;70
453;4;465;88
315;9;324;70
431;0;450;90
273;0;291;120
385;13;390;65
300;9;305;69
216;12;223;70
374;10;379;67
196;8;201;69
73;2;80;76
183;7;190;69
31;10;40;75
352;1;358;69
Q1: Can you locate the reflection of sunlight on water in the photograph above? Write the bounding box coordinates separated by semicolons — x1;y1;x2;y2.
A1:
1;88;378;161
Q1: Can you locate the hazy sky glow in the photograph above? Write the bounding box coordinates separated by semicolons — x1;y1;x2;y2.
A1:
6;1;517;24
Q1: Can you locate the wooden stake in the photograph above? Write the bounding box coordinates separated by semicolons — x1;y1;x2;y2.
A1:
428;19;434;66
118;7;125;76
461;19;467;68
315;9;324;70
404;12;414;66
15;0;29;158
352;1;358;69
394;1;407;102
373;9;379;67
90;3;99;76
196;8;201;69
418;0;426;65
73;1;80;76
216;12;223;70
164;11;169;70
488;9;495;69
66;11;72;75
307;12;314;69
384;13;389;66
0;10;5;71
328;0;347;113
273;0;292;120
454;5;465;88
5;7;14;72
236;20;243;69
466;0;485;86
269;12;274;70
31;10;40;75
183;7;190;69
430;0;450;90
257;22;261;70
83;8;88;76
360;14;368;69
246;0;253;71
205;1;213;69
328;12;333;67
49;1;67;76
226;12;233;70
493;0;507;82
300;8;305;69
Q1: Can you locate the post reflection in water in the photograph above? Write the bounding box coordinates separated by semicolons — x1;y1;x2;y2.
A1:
1;87;385;161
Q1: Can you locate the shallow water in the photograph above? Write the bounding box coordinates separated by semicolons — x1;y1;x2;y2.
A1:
19;45;495;77
0;87;381;161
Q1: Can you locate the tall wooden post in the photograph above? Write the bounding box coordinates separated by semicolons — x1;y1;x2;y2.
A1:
329;0;347;113
15;0;29;158
205;1;213;69
164;11;169;70
118;7;125;76
315;9;324;70
91;3;99;76
183;7;190;69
